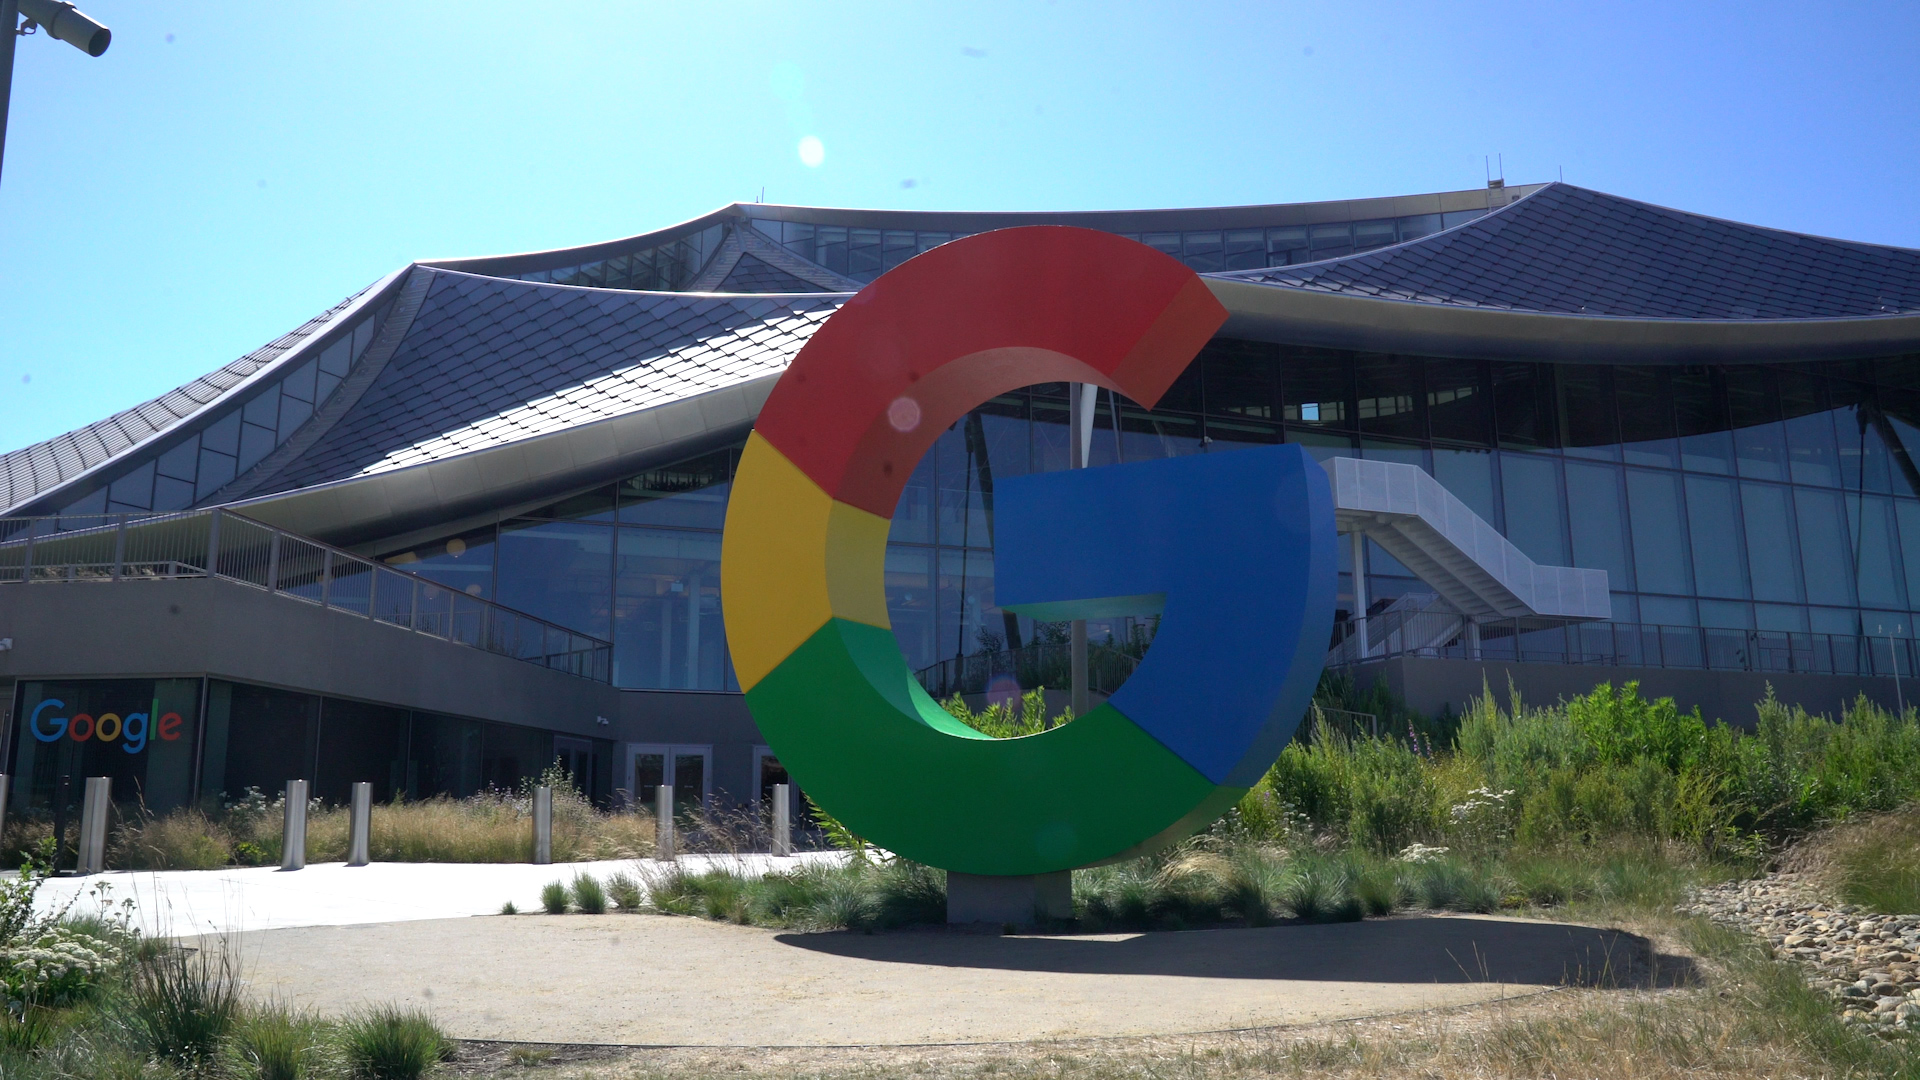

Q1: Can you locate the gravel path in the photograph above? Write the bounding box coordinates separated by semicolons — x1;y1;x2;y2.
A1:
1683;871;1920;1033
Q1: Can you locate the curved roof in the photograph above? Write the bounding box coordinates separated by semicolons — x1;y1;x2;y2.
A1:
1218;183;1920;320
11;181;1920;535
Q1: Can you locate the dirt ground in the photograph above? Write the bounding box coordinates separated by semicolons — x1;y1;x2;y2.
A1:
213;911;1692;1047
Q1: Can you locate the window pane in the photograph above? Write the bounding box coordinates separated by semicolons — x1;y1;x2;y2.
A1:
1779;373;1840;486
1794;487;1856;606
495;520;614;639
1355;355;1422;440
1492;362;1554;449
1849;494;1906;609
1202;344;1276;420
1686;475;1748;597
1898;500;1920;608
613;527;723;689
1728;367;1787;480
938;547;999;662
619;449;734;528
1616;368;1678;468
1565;461;1634;589
1432;447;1497;523
1674;369;1733;474
1281;350;1353;429
1742;482;1803;602
1558;365;1619;460
1426;359;1489;445
1626;469;1692;595
885;544;937;672
391;528;496;600
1500;453;1568;564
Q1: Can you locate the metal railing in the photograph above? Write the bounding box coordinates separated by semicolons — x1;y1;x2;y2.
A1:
1328;609;1920;681
0;510;611;681
915;640;1143;700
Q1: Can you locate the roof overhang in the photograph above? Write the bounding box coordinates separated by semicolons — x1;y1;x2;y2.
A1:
228;375;776;550
1209;278;1920;364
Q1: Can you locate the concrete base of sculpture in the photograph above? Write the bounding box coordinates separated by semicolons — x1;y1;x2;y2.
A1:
946;871;1073;925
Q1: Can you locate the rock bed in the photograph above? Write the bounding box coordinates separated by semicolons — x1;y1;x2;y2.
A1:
1684;871;1920;1033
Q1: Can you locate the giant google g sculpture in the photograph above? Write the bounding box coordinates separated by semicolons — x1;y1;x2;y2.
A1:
721;227;1337;876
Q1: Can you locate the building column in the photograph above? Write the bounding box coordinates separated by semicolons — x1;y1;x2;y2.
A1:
1350;530;1370;659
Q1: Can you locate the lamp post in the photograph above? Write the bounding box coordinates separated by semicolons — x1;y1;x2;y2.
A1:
0;0;111;193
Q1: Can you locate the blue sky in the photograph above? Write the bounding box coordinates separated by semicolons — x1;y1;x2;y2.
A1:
1;1;1915;452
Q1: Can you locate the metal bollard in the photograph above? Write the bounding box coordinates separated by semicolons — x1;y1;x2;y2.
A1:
76;776;110;875
531;785;552;865
655;783;674;861
281;779;308;871
771;782;792;857
347;782;372;867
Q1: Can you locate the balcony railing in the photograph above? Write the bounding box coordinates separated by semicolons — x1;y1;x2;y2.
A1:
0;510;611;682
1328;610;1919;681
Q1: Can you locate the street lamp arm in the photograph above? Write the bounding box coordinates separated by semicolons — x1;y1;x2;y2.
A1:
17;0;108;57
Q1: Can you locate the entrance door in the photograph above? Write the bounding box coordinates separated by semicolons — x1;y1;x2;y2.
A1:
554;736;596;801
625;743;711;817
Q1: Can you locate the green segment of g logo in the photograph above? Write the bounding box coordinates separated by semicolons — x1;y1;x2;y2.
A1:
721;226;1332;875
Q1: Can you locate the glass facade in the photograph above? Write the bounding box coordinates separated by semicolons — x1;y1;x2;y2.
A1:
381;344;1920;692
746;210;1488;286
514;224;728;291
6;679;614;816
54;301;393;518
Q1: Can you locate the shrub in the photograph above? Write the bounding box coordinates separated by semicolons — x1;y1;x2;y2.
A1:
570;874;608;915
539;882;568;915
604;872;644;911
124;942;241;1068
234;1004;322;1080
337;1005;452;1080
1279;856;1361;922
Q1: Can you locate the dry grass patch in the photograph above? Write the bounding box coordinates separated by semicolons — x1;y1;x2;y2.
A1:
1789;804;1920;916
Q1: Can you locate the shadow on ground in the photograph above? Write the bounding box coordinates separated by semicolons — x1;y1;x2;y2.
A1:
777;915;1697;988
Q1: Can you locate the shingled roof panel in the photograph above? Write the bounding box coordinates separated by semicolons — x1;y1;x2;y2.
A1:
1217;184;1920;319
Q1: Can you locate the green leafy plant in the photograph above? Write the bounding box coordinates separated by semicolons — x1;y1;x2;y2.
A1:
539;881;568;915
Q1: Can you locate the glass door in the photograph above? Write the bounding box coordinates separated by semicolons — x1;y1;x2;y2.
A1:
624;743;710;817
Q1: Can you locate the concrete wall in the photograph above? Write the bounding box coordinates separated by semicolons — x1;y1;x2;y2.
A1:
1355;656;1904;727
615;688;766;804
0;579;781;803
0;578;622;737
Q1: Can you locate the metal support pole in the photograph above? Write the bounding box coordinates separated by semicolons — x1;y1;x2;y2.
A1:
1067;383;1096;717
75;776;109;875
1465;619;1481;660
205;509;221;578
319;549;331;608
0;774;10;852
531;784;552;864
280;779;307;871
1350;531;1370;658
19;523;32;583
0;0;18;193
654;782;674;861
111;514;126;580
347;781;371;867
265;531;279;592
1890;630;1906;716
771;782;791;857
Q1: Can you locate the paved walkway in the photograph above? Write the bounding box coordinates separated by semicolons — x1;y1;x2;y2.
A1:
218;913;1687;1045
33;854;842;937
